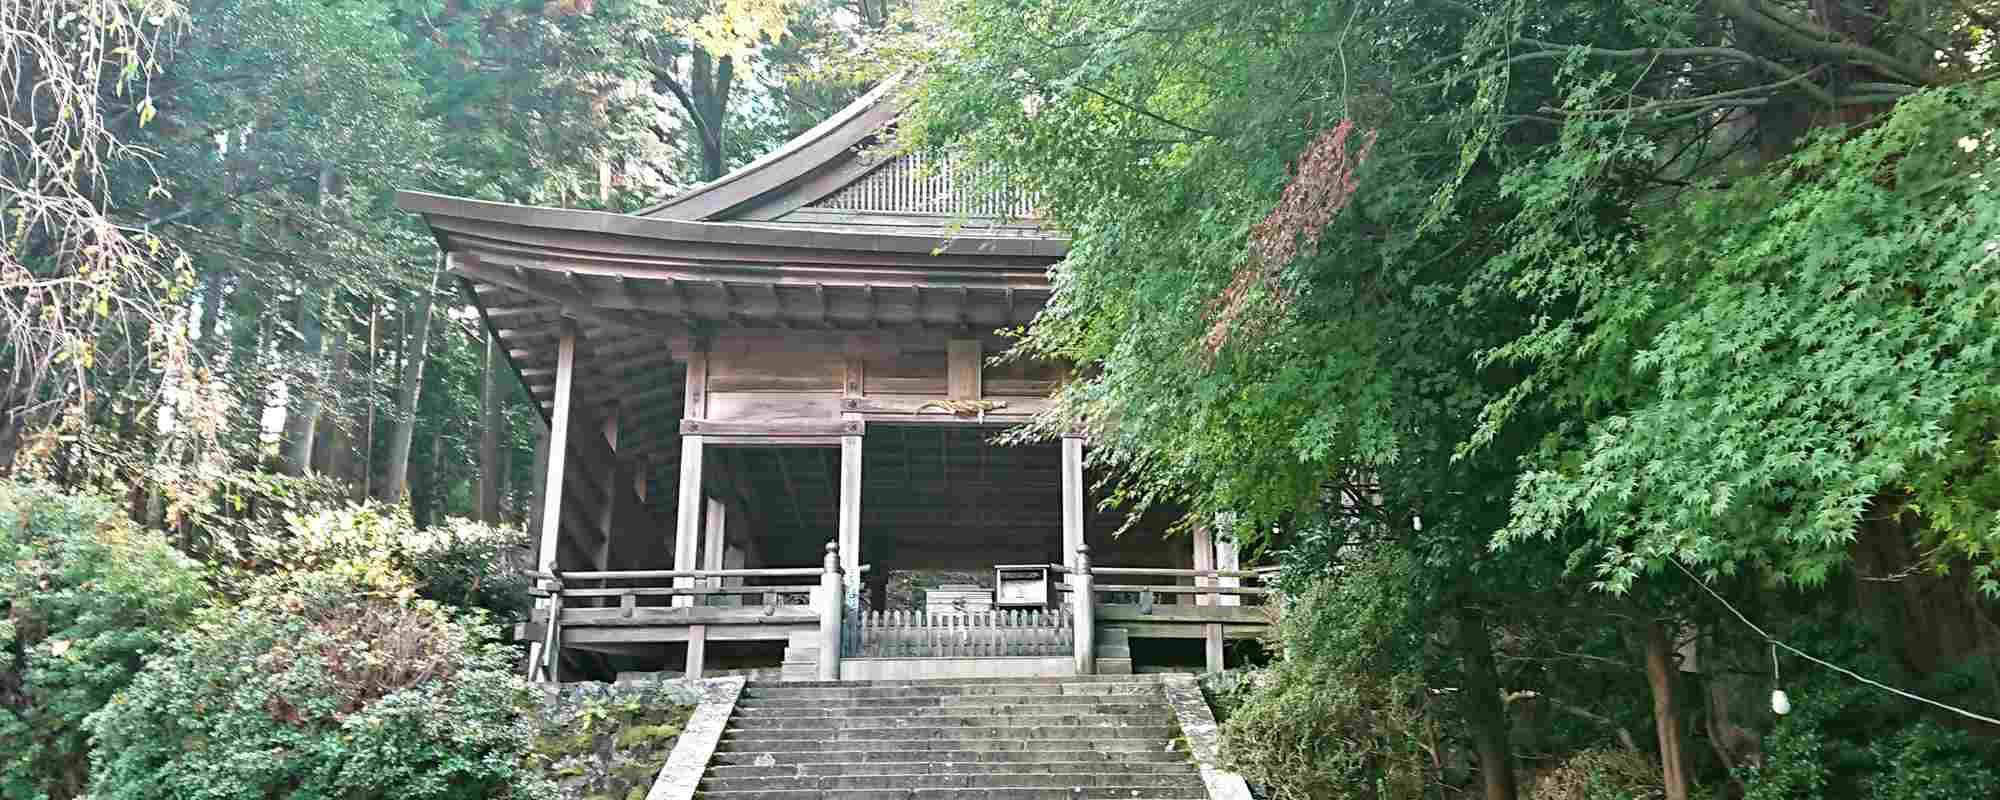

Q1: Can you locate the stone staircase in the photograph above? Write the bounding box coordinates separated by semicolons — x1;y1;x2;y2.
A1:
698;675;1211;799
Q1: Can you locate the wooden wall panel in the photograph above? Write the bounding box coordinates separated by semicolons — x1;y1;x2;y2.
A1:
707;348;842;392
863;350;948;396
705;393;843;423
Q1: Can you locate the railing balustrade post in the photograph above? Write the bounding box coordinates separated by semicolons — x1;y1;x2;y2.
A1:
1073;545;1095;675
819;541;842;680
541;569;563;683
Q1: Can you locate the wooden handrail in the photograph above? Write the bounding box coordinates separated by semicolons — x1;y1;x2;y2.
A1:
526;567;822;581
1093;584;1270;596
530;584;818;599
1090;566;1265;579
527;564;871;582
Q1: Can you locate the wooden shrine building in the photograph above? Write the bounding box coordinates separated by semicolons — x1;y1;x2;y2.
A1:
396;80;1272;682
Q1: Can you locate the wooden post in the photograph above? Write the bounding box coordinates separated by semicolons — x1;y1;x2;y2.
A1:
839;429;863;613
1193;522;1216;607
1073;544;1095;675
527;323;577;680
674;350;707;609
820;541;842;680
1216;534;1242;607
673;436;703;608
1061;434;1085;574
685;623;707;679
1204;622;1225;673
703;497;727;606
595;406;619;572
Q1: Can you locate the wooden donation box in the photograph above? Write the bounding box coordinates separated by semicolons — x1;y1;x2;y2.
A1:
993;566;1053;608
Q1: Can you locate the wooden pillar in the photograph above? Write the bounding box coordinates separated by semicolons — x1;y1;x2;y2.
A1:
1203;520;1228;671
674;437;704;609
595;406;618;571
703;496;727;608
1061;435;1085;572
839;429;863;612
528;323;577;680
1216;534;1242;607
675;350;707;610
1193;522;1216;607
1204;622;1226;673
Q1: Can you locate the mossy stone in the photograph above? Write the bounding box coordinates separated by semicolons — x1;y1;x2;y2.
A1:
613;723;682;750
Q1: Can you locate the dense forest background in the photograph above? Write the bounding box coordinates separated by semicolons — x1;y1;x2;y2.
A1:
5;0;2000;798
0;0;886;531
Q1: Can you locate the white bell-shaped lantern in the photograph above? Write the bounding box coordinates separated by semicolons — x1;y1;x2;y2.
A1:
1771;689;1792;716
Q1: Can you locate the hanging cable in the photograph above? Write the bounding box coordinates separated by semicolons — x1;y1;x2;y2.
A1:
1672;558;2000;727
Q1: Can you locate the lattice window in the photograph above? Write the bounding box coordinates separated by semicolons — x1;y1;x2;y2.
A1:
810;152;1036;218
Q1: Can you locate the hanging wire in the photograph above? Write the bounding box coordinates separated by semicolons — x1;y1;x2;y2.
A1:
1672;558;2000;728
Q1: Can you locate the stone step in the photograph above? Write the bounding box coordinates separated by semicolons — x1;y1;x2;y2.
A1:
722;724;1180;743
736;693;1163;710
716;737;1174;754
760;675;1159;689
728;711;1177;730
701;771;1206;792
711;749;1192;767
709;761;1198;779
694;787;1206;800
734;700;1170;719
740;683;1163;701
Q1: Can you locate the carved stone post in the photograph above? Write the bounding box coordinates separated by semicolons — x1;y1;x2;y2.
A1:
819;541;842;680
1073;544;1095;675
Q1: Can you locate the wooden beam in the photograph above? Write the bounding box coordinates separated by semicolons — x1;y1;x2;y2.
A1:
451;254;693;337
527;323;578;679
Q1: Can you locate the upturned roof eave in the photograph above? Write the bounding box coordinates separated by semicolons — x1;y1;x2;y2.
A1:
636;76;907;221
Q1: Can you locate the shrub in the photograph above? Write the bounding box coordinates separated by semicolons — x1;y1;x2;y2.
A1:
1738;668;2000;800
1219;659;1431;799
1530;749;1665;800
0;483;208;800
85;569;553;800
178;470;356;575
244;503;532;621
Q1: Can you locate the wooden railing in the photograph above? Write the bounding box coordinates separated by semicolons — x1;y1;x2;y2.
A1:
525;542;860;682
843;609;1073;659
1068;550;1276;672
525;542;1276;681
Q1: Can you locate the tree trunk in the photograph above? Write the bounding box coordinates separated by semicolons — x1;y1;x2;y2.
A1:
376;262;442;503
1458;605;1517;800
689;47;734;181
498;413;516;521
359;303;379;500
315;319;353;478
1644;621;1692;800
412;429;443;528
477;331;502;522
280;287;325;475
